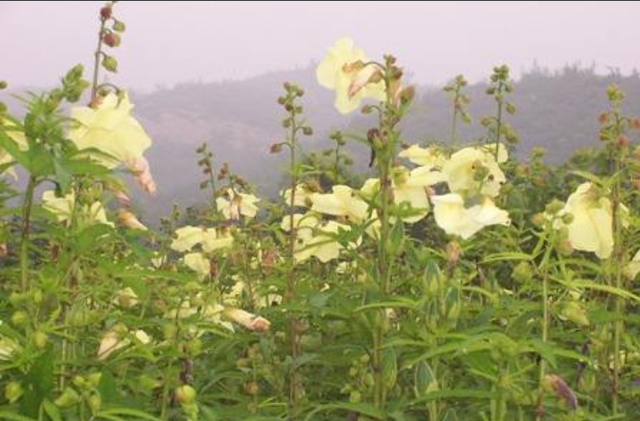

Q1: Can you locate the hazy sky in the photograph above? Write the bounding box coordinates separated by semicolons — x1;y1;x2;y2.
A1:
1;1;639;90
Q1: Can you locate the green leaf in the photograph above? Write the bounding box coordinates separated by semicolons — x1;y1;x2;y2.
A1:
42;399;62;421
304;402;388;421
96;407;163;421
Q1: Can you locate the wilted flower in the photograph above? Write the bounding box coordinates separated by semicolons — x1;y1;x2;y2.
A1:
127;156;156;195
223;308;271;332
431;193;510;239
117;209;147;231
316;38;385;114
545;374;578;410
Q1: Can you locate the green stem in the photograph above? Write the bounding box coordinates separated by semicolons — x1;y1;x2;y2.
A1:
535;234;554;421
91;18;107;102
19;175;37;292
286;107;300;419
450;88;460;147
611;115;624;415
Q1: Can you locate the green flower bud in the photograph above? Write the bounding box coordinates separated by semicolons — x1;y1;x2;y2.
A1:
175;385;197;405
54;387;81;408
102;55;118;73
112;19;126;33
512;261;533;284
33;331;48;349
11;311;28;327
88;394;102;414
545;199;565;216
5;382;23;403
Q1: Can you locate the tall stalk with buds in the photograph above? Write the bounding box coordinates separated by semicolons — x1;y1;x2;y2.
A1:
443;75;470;147
272;82;313;418
599;85;630;416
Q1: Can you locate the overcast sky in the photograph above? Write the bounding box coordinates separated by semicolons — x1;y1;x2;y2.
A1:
1;1;639;91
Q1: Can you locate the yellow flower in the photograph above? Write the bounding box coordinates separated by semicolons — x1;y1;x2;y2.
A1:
362;167;444;224
183;252;211;279
0;337;18;361
170;225;233;254
0;118;28;178
281;213;352;263
282;184;313;208
310;185;369;222
42;190;113;228
113;287;140;308
442;143;507;198
398;144;446;169
561;182;616;259
97;329;150;360
69;92;151;168
626;249;640;279
201;228;234;253
216;189;259;220
431;193;510;239
170;226;206;252
316;38;385;114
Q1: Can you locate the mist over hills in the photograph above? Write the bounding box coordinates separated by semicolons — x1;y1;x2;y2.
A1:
6;65;640;222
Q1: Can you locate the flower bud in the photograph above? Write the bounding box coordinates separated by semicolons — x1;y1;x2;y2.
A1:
270;143;282;154
54;387;81;408
244;381;259;395
512;261;533;283
5;382;23;403
11;310;28;327
33;331;48;349
112;19;126;33
88;394;102;414
531;213;545;227
103;33;121;48
545;199;565;216
102;55;118;73
100;6;112;20
618;135;630;148
0;81;7;90
175;385;197;405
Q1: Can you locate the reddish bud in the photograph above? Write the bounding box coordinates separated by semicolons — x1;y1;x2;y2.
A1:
102;33;120;47
100;6;112;20
618;135;630;148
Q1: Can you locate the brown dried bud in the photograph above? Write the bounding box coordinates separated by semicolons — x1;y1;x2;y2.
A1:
270;143;282;154
546;374;578;410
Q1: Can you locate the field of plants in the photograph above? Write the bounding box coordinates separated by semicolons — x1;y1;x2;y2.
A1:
1;2;640;421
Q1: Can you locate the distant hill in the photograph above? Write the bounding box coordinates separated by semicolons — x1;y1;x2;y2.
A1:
6;65;640;222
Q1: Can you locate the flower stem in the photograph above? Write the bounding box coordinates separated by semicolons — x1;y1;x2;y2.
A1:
285;103;301;419
19;174;37;292
91;17;107;102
